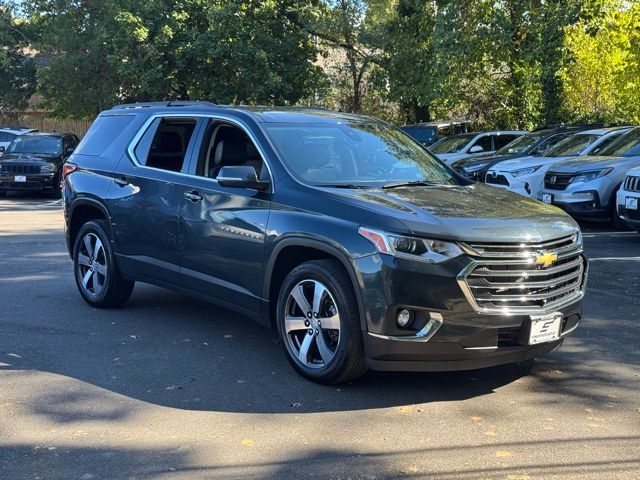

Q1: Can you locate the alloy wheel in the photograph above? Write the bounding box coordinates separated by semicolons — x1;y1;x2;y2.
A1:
284;279;341;369
76;233;108;297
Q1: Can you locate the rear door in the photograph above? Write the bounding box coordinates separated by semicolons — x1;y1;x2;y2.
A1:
178;117;272;313
108;115;204;284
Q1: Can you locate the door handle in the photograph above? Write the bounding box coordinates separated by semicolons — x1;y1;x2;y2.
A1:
184;191;203;203
114;176;129;187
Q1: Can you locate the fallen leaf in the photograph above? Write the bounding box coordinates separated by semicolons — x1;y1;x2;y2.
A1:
485;431;497;436
470;416;482;423
241;438;254;447
166;385;181;391
496;450;512;458
129;335;138;339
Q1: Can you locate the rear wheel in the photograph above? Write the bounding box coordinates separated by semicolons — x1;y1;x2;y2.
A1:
73;220;134;308
276;259;367;384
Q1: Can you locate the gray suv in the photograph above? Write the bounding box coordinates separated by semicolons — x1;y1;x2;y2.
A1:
539;127;640;228
63;102;588;383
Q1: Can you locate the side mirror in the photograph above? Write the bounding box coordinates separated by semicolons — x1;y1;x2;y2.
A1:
469;145;484;153
217;165;270;191
0;146;5;155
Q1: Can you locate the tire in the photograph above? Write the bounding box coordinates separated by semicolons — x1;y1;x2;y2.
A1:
73;219;134;308
609;187;631;230
276;259;367;384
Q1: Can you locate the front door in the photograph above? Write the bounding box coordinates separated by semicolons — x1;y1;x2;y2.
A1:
179;119;271;313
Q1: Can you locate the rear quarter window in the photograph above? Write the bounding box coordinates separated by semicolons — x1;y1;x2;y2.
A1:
74;114;135;156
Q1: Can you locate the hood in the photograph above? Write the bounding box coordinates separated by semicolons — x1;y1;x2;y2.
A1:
490;155;571;172
324;183;579;243
0;152;60;164
546;155;640;173
625;166;640;176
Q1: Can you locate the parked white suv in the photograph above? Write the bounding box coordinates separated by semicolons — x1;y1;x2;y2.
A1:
429;131;526;165
485;127;632;198
617;166;640;231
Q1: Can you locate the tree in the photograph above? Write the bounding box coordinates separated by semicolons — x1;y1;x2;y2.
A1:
0;3;36;115
559;1;640;124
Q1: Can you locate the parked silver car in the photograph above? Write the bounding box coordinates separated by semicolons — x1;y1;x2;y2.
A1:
429;131;526;165
538;127;640;228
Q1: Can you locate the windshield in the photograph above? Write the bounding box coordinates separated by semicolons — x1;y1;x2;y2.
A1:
264;122;459;187
429;133;475;154
544;134;599;157
598;128;640;157
495;133;543;155
6;136;62;155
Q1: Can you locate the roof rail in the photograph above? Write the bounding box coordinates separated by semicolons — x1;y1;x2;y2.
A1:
112;100;219;110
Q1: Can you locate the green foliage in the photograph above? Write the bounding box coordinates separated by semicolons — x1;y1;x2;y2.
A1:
559;1;640;124
0;3;36;114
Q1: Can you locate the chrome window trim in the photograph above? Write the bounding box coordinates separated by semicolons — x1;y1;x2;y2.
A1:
126;113;275;193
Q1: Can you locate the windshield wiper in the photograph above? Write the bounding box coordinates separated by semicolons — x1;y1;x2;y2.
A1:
381;180;439;190
316;183;371;189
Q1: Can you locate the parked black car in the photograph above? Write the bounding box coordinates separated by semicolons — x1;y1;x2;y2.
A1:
0;132;79;197
452;125;607;181
63;102;587;384
401;121;471;147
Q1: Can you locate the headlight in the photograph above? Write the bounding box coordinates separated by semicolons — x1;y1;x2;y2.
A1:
358;227;463;263
572;168;613;184
40;164;57;174
511;165;542;178
463;163;488;174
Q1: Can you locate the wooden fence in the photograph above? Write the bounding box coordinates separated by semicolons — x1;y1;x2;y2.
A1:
0;114;94;138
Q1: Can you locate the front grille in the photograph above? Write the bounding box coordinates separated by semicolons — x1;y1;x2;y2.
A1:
485;174;509;186
1;164;41;174
459;234;587;314
544;173;574;190
624;175;640;193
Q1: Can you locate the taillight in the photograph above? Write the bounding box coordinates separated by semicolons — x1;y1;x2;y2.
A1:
62;162;77;181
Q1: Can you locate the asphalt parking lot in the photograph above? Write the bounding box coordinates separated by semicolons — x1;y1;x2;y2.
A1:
0;193;639;480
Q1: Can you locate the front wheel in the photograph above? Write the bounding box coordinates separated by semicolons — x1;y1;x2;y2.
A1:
73;220;134;308
276;259;367;384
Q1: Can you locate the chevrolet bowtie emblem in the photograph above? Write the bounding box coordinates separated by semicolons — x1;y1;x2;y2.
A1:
535;252;558;268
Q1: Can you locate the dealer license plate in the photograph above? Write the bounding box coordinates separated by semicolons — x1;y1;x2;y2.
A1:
529;313;562;345
626;197;638;210
15;175;26;182
542;193;553;204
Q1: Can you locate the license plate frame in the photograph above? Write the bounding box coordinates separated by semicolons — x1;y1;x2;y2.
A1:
626;196;638;210
14;175;27;183
542;193;553;204
528;312;563;345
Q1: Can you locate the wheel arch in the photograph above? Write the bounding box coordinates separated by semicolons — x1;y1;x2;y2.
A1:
68;198;113;256
263;237;367;332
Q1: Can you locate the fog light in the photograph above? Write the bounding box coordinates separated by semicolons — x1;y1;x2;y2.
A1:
397;309;413;328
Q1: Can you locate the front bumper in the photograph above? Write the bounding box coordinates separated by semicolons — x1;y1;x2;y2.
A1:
0;173;57;192
538;178;614;220
354;252;585;372
617;188;640;229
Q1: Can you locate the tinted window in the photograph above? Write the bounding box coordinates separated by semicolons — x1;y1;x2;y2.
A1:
430;133;475;154
0;132;8;142
471;135;493;152
495;133;543;155
530;133;574;156
544;134;599;157
134;117;197;172
495;134;519;149
7;136;62;155
588;133;619;155
401;126;436;143
598;128;640;157
75;115;135;156
264;122;458;187
196;120;265;180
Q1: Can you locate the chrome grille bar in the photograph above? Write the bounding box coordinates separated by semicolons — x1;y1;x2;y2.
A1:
458;233;587;314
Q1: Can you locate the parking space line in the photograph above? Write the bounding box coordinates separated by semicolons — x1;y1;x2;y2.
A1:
583;231;638;237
